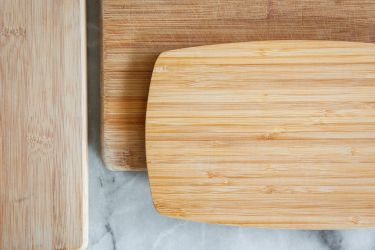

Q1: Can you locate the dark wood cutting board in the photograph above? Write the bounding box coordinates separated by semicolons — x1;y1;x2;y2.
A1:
102;0;375;170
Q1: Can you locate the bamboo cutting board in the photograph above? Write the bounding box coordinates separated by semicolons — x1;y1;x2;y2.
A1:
0;1;87;249
102;0;375;171
146;41;375;229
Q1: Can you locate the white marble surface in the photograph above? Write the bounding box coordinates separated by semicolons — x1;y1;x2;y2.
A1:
87;1;375;249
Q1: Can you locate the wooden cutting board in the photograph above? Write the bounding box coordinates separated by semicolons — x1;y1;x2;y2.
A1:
146;41;375;229
102;0;375;171
0;0;87;249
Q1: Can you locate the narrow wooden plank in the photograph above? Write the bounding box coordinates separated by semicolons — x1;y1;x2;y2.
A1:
146;41;375;229
102;0;375;171
0;0;87;249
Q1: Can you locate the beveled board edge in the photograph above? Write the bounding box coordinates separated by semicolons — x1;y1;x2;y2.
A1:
80;0;89;248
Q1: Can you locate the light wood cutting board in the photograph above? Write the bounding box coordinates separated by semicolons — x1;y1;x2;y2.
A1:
102;0;375;171
0;0;87;249
146;41;375;229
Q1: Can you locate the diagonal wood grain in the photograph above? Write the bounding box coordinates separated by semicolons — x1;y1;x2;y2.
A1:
146;41;375;229
102;0;375;171
0;0;87;249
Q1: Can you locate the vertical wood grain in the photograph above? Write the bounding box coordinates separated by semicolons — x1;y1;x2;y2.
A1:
0;0;87;249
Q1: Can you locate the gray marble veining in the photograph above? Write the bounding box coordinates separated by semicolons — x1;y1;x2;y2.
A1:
86;1;375;249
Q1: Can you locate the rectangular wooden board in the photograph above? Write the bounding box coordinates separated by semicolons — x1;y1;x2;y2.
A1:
0;0;87;249
146;40;375;229
102;0;375;171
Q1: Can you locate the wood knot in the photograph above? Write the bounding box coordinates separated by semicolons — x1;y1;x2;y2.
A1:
262;185;276;194
0;27;26;39
154;65;168;73
207;171;220;178
350;216;360;224
259;132;278;140
27;133;53;151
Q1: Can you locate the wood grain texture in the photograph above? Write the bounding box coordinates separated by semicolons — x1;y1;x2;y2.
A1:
102;0;375;171
0;0;87;249
146;41;375;229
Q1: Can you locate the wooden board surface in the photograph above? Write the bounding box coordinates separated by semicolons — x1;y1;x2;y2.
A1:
102;0;375;171
0;0;87;249
146;41;375;229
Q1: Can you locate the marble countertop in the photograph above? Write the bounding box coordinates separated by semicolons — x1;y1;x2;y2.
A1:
87;1;375;249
